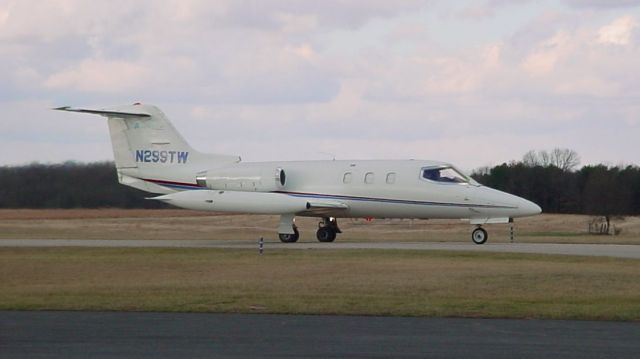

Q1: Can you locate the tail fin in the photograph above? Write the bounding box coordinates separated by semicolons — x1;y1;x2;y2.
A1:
55;103;240;194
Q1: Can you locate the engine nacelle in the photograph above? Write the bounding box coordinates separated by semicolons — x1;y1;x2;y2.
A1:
196;166;286;192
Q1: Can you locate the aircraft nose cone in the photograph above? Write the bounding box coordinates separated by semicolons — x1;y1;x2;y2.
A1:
518;198;542;216
472;186;541;218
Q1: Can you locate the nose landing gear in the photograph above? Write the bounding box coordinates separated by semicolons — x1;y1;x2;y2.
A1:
471;226;488;245
279;225;299;243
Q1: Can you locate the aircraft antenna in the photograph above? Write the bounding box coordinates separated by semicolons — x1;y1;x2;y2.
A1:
318;152;336;161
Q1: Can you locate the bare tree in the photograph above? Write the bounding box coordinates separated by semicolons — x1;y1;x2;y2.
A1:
521;148;580;171
522;149;552;167
522;150;538;167
550;148;580;171
539;150;551;167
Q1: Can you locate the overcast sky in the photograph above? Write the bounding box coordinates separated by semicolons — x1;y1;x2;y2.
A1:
1;0;639;170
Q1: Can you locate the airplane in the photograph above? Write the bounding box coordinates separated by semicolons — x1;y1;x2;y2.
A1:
55;103;541;244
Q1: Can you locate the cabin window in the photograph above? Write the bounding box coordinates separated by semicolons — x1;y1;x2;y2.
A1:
343;172;352;184
421;166;469;184
364;172;375;184
386;172;396;184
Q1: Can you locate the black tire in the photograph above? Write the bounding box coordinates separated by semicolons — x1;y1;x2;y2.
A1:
471;227;488;245
316;227;336;242
279;227;299;243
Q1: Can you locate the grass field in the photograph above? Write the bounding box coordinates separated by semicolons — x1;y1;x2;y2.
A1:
1;247;639;320
1;209;639;320
1;209;639;244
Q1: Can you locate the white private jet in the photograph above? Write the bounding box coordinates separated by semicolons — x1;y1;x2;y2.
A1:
56;103;541;244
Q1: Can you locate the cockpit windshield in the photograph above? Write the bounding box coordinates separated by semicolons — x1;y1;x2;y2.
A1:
421;166;476;185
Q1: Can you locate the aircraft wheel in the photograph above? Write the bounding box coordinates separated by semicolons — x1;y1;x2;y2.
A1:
316;227;336;242
279;227;299;243
471;227;488;245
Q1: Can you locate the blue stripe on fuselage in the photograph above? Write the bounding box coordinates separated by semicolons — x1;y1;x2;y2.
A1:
274;191;515;209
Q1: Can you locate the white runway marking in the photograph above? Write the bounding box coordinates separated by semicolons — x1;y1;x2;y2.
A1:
2;239;640;259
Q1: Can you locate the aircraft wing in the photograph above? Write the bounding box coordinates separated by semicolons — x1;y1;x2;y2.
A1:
53;106;151;118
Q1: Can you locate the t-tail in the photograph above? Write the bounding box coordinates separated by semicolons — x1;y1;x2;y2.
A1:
54;103;240;194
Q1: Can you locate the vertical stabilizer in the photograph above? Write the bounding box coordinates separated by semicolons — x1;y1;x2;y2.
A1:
55;104;240;193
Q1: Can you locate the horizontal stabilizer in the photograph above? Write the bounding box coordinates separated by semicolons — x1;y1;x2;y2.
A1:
53;106;151;118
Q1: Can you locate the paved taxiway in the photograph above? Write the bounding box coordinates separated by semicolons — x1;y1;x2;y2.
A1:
2;239;640;258
2;311;639;358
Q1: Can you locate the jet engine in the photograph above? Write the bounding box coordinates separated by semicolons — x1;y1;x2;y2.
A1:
196;166;286;192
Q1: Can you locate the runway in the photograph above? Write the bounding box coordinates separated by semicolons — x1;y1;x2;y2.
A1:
2;311;639;358
2;239;640;258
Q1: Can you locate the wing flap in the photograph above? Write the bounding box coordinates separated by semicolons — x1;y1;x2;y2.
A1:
306;201;349;210
469;217;511;225
302;201;349;216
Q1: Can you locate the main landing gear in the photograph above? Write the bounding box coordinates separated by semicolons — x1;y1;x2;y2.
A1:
277;217;341;243
316;217;341;242
471;226;488;245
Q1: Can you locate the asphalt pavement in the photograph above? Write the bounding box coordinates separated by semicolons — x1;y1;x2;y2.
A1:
2;311;639;358
2;239;640;258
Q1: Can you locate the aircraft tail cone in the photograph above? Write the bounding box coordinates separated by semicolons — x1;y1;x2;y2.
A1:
147;194;172;202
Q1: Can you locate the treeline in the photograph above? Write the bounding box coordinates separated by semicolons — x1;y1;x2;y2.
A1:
1;154;639;215
0;162;165;209
472;150;640;216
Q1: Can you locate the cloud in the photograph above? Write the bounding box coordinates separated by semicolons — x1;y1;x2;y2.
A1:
255;0;431;29
0;5;9;25
565;0;640;9
0;1;639;168
44;59;151;92
597;15;638;45
456;0;534;20
1;1;372;104
521;31;571;75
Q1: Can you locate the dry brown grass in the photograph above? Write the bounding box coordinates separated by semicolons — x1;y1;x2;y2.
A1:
1;247;639;320
0;209;638;244
0;209;215;220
